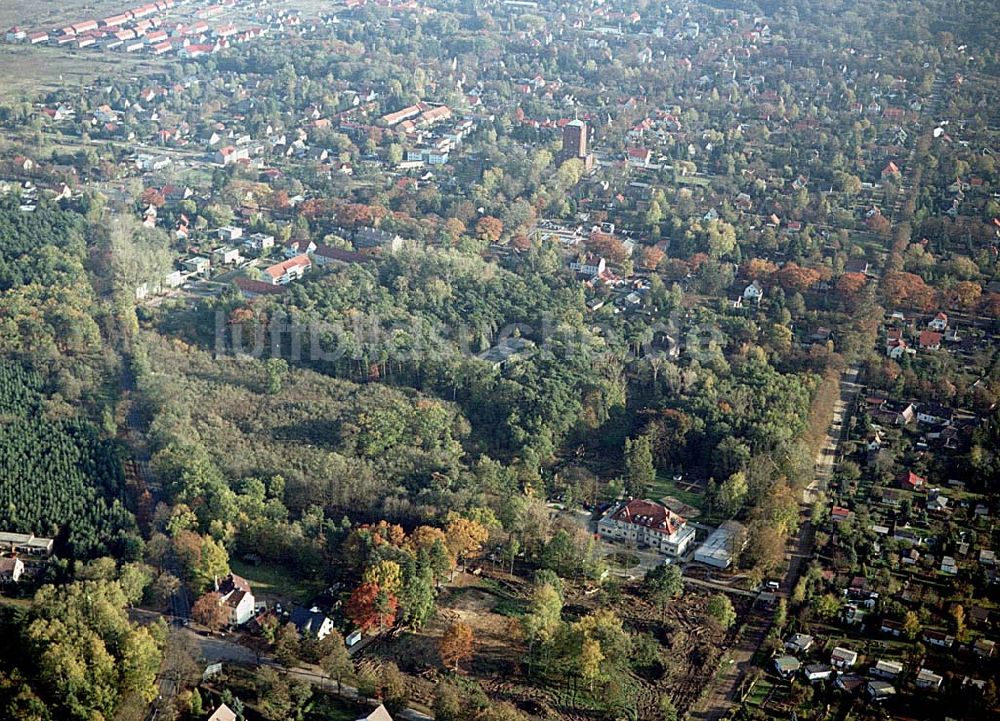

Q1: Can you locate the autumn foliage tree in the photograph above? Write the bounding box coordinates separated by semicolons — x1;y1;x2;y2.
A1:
439;621;474;672
444;517;489;573
141;188;166;207
639;246;665;271
587;232;628;264
475;216;504;243
945;281;982;310
880;271;937;311
835;272;867;298
742;258;778;281
773;263;821;293
981;293;1000;318
191;592;228;632
347;582;398;634
867;212;891;237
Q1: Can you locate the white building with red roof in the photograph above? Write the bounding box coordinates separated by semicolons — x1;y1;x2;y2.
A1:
598;499;696;556
216;573;255;626
263;254;311;285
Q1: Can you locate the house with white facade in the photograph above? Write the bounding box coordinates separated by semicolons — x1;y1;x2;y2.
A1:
598;499;696;557
216;573;255;626
290;606;336;640
263;254;311;285
569;253;607;277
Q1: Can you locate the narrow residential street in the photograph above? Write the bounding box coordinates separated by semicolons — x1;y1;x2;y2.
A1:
688;362;861;721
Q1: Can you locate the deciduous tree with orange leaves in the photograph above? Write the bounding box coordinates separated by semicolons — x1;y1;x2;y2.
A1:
475;216;504;243
773;263;820;293
444;517;489;573
880;271;937;311
587;232;628;264
347;582;398;634
439;621;474;672
947;281;982;310
191;592;228;633
835;272;867;298
639;246;665;270
742;258;778;280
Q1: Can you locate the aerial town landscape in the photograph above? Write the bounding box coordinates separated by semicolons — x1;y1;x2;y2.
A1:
0;0;998;720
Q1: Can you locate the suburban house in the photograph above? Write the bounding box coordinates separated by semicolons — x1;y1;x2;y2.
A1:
216;573;255;626
922;629;954;648
215;145;249;165
867;397;915;426
212;246;242;265
880;619;903;637
830;646;858;669
217;225;244;242
354;227;403;253
918;330;942;350
867;680;896;703
233;276;288;299
803;664;832;682
283;238;318;258
784;633;814;654
835;674;865;693
477;337;536;370
928;312;948;331
356;705;394;721
743;280;764;302
844;258;872;275
886;338;912;359
183;257;211;276
570;253;607;277
973;638;996;658
244;233;275;252
206;703;238;721
290;606;336;640
263;254;312;285
0;532;54;557
0;557;25;583
626;146;652;167
898;470;926;491
915;667;943;690
917;404;953;426
773;655;801;678
598;499;696;557
870;659;903;679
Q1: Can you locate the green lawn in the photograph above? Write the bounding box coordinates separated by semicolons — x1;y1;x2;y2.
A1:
676;175;712;187
648;472;704;510
308;696;369;721
229;559;326;605
745;678;774;706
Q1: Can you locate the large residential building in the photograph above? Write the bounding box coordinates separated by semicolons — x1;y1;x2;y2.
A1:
598;499;696;557
263;254;311;285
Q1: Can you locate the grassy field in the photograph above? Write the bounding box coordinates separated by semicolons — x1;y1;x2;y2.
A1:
648;472;704;510
229;558;327;606
0;44;168;97
745;677;774;707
